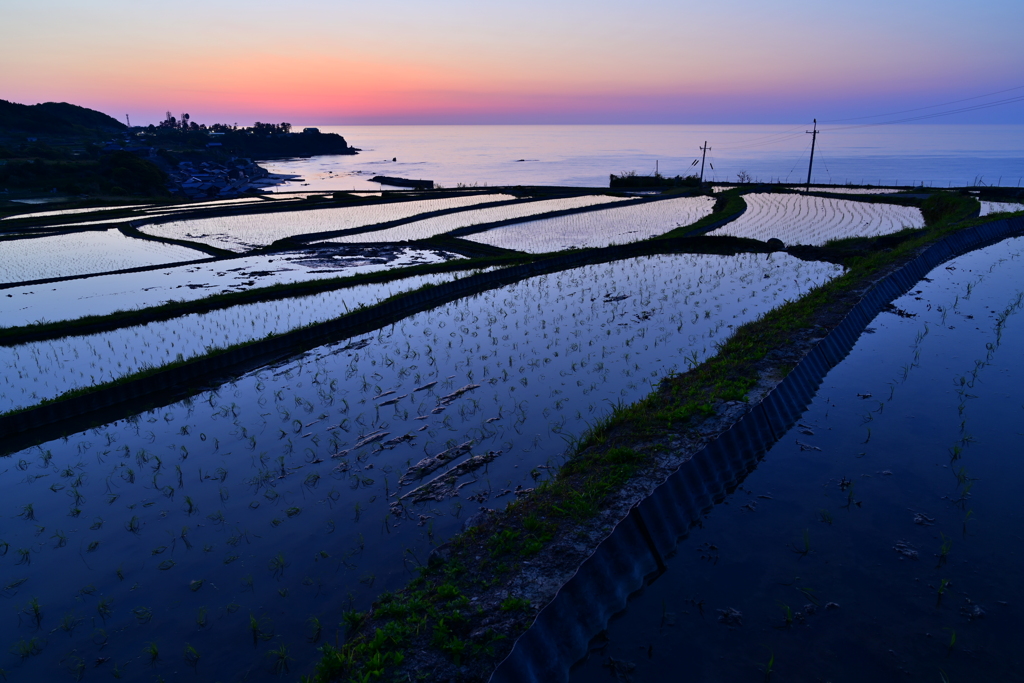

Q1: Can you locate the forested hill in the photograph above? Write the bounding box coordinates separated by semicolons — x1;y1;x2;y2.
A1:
0;99;127;135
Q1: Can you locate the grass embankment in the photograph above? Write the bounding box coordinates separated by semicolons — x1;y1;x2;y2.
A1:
663;189;746;238
303;192;987;683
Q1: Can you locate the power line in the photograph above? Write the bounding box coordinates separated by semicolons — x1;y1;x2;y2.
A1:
823;93;1024;131
820;84;1024;124
697;83;1024;154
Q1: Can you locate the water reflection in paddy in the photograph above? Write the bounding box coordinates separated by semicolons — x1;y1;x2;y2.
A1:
0;252;841;681
569;237;1024;683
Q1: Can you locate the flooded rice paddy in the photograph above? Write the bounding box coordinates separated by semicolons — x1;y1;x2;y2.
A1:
0;268;483;412
0;246;462;328
785;186;906;195
0;252;842;681
569;236;1024;683
713;187;904;195
318;195;631;244
979;200;1024;217
464;196;715;252
139;194;514;252
1;205;152;222
0;230;206;285
711;193;925;246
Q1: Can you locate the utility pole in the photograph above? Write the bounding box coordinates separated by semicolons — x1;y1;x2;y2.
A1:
805;119;819;192
699;141;710;183
125;114;130;128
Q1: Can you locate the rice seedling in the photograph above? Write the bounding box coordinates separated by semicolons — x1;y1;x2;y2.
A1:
183;643;201;673
51;529;68;548
57;611;82;636
10;637;43;660
249;614;274;646
196;606;208;628
944;627;957;654
937;533;953;566
145;641;160;664
268;552;288;578
791;529;811;557
268;641;293;674
133;606;154;624
97;597;114;621
307;616;323;643
23;596;43;628
189;579;205;592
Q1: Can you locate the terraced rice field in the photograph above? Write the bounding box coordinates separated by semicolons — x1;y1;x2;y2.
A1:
710;193;924;245
319;195;631;243
139;194;515;252
980;200;1024;216
0;251;842;682
0;247;461;328
0;269;481;412
786;186;905;194
464;196;715;253
0;204;151;221
0;229;206;284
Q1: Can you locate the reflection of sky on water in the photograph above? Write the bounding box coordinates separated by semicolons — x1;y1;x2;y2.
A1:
262;124;1024;191
0;247;461;328
0;252;842;682
570;236;1024;683
0;229;205;284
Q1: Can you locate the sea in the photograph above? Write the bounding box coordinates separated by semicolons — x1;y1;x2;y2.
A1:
261;124;1024;192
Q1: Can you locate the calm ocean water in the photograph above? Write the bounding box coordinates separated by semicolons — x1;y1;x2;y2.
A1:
263;124;1024;191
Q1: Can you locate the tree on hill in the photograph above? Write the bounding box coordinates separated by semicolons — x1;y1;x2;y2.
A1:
0;99;126;134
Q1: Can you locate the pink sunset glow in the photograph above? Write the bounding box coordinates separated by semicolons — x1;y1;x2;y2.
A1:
2;0;1022;125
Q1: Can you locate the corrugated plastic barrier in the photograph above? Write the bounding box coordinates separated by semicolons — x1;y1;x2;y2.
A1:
490;215;1024;683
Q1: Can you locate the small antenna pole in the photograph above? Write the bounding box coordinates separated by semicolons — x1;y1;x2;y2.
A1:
805;119;819;192
125;114;131;128
699;141;710;183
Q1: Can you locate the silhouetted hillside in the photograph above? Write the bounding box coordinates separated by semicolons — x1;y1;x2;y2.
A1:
0;99;126;135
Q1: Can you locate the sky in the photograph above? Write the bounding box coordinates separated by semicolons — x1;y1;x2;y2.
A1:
2;0;1023;126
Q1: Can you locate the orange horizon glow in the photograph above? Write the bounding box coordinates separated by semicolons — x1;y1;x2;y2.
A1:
2;0;1023;125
